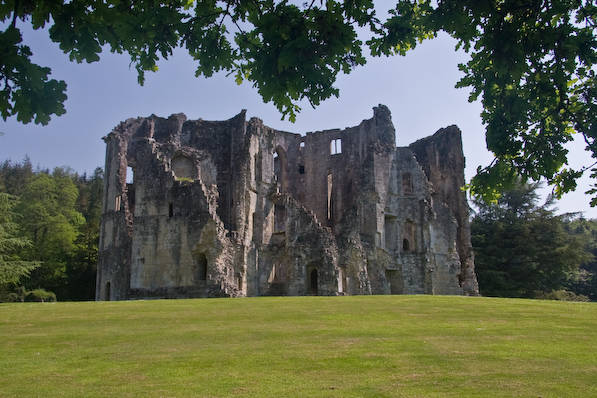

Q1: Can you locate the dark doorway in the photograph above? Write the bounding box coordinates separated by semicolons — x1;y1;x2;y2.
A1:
403;238;410;251
196;253;207;281
385;270;403;294
105;281;111;301
308;268;318;295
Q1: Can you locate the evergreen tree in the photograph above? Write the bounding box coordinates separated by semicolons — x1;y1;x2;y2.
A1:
16;168;84;298
0;157;33;195
471;182;590;299
0;192;39;300
564;218;597;301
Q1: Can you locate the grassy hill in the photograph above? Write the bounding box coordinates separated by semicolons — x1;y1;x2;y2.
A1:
1;296;596;397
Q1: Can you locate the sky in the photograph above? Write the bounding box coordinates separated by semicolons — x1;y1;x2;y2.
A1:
1;19;596;218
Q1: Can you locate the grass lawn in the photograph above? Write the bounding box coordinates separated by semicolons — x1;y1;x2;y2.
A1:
1;295;596;397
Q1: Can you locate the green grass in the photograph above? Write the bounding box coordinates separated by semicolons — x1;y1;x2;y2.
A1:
1;296;596;397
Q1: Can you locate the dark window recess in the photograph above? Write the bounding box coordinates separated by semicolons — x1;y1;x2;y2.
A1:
105;281;111;301
298;165;305;174
168;203;173;217
403;238;410;251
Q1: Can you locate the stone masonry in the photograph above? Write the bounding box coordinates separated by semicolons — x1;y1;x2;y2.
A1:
96;105;479;300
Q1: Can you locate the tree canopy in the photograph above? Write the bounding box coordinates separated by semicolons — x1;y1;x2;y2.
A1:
1;1;595;202
0;160;101;301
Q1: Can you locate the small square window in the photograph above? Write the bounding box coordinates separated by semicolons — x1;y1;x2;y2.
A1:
298;165;305;174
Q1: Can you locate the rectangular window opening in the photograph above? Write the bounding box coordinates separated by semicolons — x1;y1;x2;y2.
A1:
298;165;305;174
169;203;173;217
114;195;121;211
126;166;134;184
330;138;342;155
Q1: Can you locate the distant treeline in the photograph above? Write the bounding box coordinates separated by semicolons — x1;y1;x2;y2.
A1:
0;159;596;301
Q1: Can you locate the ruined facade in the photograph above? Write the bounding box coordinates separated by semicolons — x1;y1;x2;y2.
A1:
96;105;478;300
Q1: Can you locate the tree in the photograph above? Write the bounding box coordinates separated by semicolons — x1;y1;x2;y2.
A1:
471;181;591;299
0;192;39;298
15;168;84;298
564;217;597;300
0;157;33;196
67;167;103;300
1;160;102;300
1;1;595;202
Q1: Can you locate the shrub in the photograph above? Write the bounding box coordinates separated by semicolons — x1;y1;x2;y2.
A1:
25;289;57;302
535;290;590;302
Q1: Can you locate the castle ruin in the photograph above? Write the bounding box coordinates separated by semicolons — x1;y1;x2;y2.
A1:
96;105;479;300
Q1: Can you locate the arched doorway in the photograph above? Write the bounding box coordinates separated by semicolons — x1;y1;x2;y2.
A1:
403;238;410;251
196;253;207;282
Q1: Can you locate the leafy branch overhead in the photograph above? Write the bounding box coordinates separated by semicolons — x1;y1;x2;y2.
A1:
0;1;595;204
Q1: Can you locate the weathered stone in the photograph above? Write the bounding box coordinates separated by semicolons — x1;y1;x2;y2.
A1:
96;105;479;300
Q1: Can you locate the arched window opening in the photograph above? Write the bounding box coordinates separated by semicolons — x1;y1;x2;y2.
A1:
105;281;111;301
299;141;305;150
273;147;287;191
403;221;415;252
114;195;121;211
169;203;173;217
196;253;207;282
273;152;279;181
403;238;410;252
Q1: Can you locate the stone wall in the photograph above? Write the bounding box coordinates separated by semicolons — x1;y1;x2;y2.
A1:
96;105;479;300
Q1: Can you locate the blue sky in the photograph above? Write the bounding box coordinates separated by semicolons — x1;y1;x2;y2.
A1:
1;22;595;218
